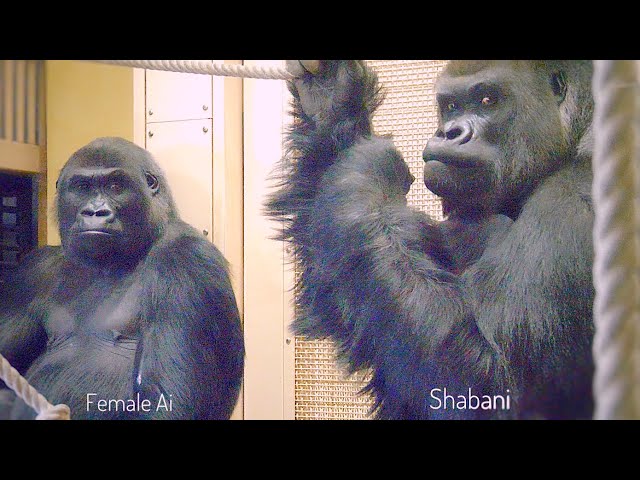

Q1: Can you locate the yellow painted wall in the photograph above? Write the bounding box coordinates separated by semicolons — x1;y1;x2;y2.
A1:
45;60;134;245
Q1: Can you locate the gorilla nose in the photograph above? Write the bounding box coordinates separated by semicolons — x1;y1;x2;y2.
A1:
82;207;111;216
81;206;114;220
423;118;479;165
80;205;115;231
441;120;473;145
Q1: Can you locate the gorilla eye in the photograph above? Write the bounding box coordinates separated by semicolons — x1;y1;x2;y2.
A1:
446;102;459;112
72;181;91;193
107;182;124;194
146;173;159;191
481;96;495;106
550;71;567;102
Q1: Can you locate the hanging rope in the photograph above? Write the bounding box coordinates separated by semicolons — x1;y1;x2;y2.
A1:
0;353;70;420
592;60;640;419
90;60;298;80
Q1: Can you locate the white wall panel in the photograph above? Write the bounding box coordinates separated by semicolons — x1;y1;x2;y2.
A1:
146;70;212;123
145;119;213;239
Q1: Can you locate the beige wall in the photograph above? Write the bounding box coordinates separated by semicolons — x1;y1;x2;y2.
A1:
242;60;295;419
45;60;134;245
0;140;40;174
211;67;246;419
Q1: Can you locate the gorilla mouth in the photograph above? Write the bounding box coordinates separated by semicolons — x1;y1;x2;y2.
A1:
423;141;498;169
70;230;121;263
423;152;482;169
79;230;115;236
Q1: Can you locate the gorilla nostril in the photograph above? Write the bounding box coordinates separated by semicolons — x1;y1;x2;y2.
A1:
444;122;473;145
81;208;113;218
445;127;463;141
95;209;113;218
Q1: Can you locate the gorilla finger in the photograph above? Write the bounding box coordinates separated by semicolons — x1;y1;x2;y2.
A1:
35;404;71;420
300;60;321;74
286;60;322;77
286;60;307;77
334;61;366;102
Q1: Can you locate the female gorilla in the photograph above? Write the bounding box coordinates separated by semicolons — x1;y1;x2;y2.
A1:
0;137;244;420
268;60;595;419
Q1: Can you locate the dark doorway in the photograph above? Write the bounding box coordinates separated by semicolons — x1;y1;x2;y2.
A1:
0;172;37;284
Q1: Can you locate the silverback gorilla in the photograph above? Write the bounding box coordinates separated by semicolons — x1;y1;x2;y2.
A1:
267;60;595;419
0;137;244;419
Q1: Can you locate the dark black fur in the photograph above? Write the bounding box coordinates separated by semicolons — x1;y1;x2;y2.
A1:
0;137;244;420
267;60;594;419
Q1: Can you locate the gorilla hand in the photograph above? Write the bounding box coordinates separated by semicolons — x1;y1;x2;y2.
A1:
285;60;380;153
286;60;320;76
283;60;413;194
286;60;367;123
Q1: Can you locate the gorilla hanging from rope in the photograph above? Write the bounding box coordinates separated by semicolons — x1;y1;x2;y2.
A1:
0;137;244;420
268;60;595;419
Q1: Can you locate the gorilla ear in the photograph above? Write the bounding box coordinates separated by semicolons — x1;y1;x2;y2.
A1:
550;71;567;104
145;173;160;194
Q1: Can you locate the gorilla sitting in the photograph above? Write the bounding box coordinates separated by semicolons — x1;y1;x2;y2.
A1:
267;60;595;419
0;137;244;420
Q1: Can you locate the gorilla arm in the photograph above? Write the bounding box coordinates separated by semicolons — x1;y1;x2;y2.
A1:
268;61;499;419
316;140;507;418
0;247;59;380
134;224;244;420
464;160;595;418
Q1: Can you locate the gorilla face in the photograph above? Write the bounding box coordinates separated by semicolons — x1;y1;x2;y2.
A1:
56;138;170;269
423;60;570;218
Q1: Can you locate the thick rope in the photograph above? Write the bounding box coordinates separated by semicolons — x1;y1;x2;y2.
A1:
592;60;640;419
0;353;70;420
91;60;297;80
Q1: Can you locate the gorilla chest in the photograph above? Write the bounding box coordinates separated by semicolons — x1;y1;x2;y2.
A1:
46;273;144;339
